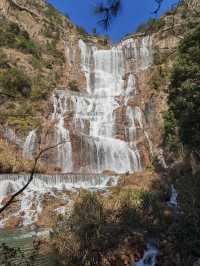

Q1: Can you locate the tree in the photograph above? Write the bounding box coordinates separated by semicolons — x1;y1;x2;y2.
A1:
165;25;200;152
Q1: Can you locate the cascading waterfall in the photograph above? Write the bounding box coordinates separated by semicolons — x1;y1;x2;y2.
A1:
23;130;37;159
53;91;73;172
0;35;154;232
121;35;153;70
0;174;119;227
50;36;153;173
135;244;158;266
168;184;178;207
23;35;152;174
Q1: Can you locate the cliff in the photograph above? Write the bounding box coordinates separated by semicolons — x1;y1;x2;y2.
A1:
0;0;198;174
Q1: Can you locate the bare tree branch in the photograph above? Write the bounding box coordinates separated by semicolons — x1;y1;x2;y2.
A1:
0;141;66;214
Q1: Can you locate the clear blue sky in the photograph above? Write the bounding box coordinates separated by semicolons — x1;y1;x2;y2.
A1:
48;0;178;43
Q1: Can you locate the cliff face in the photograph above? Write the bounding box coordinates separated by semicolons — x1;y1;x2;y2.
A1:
0;0;185;174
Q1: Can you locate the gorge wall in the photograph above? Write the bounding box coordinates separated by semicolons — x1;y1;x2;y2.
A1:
0;0;181;174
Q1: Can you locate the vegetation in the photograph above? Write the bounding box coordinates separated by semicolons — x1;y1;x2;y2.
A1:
68;80;80;92
0;138;32;173
51;188;167;265
0;20;41;58
165;25;200;152
0;67;31;98
173;172;200;262
136;18;165;34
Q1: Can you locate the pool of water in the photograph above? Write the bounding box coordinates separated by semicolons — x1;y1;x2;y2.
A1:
0;229;55;265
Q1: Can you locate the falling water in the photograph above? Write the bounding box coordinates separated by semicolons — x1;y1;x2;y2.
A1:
47;35;153;174
135;244;158;266
0;174;119;227
23;130;37;159
168;184;178;207
53;91;73;173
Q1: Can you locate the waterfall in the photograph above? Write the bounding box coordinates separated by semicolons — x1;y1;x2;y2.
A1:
0;173;119;227
121;35;153;71
23;130;37;159
135;244;158;266
124;74;136;105
168;184;178;207
75;39;146;173
0;174;119;196
126;106;143;141
53;91;73;173
51;35;153;174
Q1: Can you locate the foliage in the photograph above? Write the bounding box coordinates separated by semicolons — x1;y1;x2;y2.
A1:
161;172;200;265
45;40;65;64
77;26;88;37
94;0;121;30
0;20;41;58
136;18;165;34
68;80;80;92
176;172;200;258
0;50;9;69
52;188;165;265
44;3;63;26
0;68;31;97
52;191;106;266
165;25;200;152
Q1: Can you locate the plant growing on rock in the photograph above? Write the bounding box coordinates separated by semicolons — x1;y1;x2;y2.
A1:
165;25;200;152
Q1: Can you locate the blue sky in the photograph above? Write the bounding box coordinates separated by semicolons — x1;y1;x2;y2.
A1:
48;0;178;43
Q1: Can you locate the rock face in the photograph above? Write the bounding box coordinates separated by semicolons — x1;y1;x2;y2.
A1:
0;0;183;174
46;36;153;174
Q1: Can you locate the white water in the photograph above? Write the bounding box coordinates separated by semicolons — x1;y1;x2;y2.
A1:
135;244;158;266
53;91;73;172
23;130;37;159
52;37;152;173
22;36;152;174
121;35;153;71
0;174;119;227
168;184;178;207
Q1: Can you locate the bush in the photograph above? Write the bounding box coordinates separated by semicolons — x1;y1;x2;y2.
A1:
136;18;165;34
45;40;65;64
0;68;31;97
51;188;164;266
68;80;80;92
52;191;106;266
77;26;88;37
165;25;200;152
0;50;9;69
0;20;41;58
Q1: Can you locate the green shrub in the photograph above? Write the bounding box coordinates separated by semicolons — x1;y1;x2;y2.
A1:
77;26;88;37
136;18;165;34
0;68;31;97
68;80;79;92
16;37;41;58
169;172;200;261
0;51;9;69
0;20;41;58
45;40;65;64
52;191;107;266
165;25;200;152
44;4;63;25
52;188;164;265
